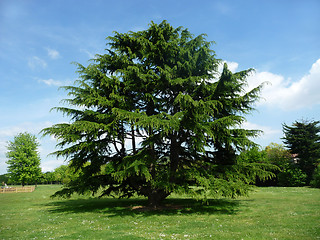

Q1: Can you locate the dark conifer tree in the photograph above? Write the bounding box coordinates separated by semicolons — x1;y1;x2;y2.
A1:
283;120;320;184
42;21;274;206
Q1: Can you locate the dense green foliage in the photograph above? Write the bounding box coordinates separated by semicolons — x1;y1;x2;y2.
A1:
41;171;56;184
39;165;76;185
6;132;42;186
0;173;9;184
52;165;69;184
283;120;320;184
265;143;307;186
277;165;307;187
311;165;320;188
238;143;309;187
42;21;274;206
264;143;291;169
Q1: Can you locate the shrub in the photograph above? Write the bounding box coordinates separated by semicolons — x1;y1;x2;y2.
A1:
278;164;307;187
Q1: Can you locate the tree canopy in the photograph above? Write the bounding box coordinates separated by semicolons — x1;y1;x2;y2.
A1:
6;132;42;186
42;21;274;206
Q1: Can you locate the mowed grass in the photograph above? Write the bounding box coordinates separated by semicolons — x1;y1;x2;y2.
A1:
0;185;319;239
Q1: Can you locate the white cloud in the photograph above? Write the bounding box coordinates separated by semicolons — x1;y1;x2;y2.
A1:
246;58;320;110
28;56;47;70
47;48;60;59
39;78;63;86
242;121;281;140
225;61;239;73
246;71;286;104
240;121;283;148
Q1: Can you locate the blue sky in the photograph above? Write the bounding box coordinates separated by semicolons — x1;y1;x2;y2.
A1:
0;0;319;174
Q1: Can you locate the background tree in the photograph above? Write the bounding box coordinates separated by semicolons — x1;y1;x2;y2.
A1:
53;164;82;185
41;171;55;184
6;132;42;186
0;174;9;185
264;143;291;169
42;21;274;206
237;143;307;187
282;120;320;184
53;165;68;184
237;145;280;186
265;143;307;187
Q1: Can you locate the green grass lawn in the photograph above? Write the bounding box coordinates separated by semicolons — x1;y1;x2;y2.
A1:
0;185;319;239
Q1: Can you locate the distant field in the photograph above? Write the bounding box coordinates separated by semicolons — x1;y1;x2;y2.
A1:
0;185;319;239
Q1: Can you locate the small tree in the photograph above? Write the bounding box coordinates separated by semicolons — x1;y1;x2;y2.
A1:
42;21;274;206
265;143;291;169
282;120;320;184
53;165;68;184
265;143;306;186
6;132;42;186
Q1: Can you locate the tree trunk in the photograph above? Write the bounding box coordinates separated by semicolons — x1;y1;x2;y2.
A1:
147;189;170;208
131;124;136;154
169;133;179;182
